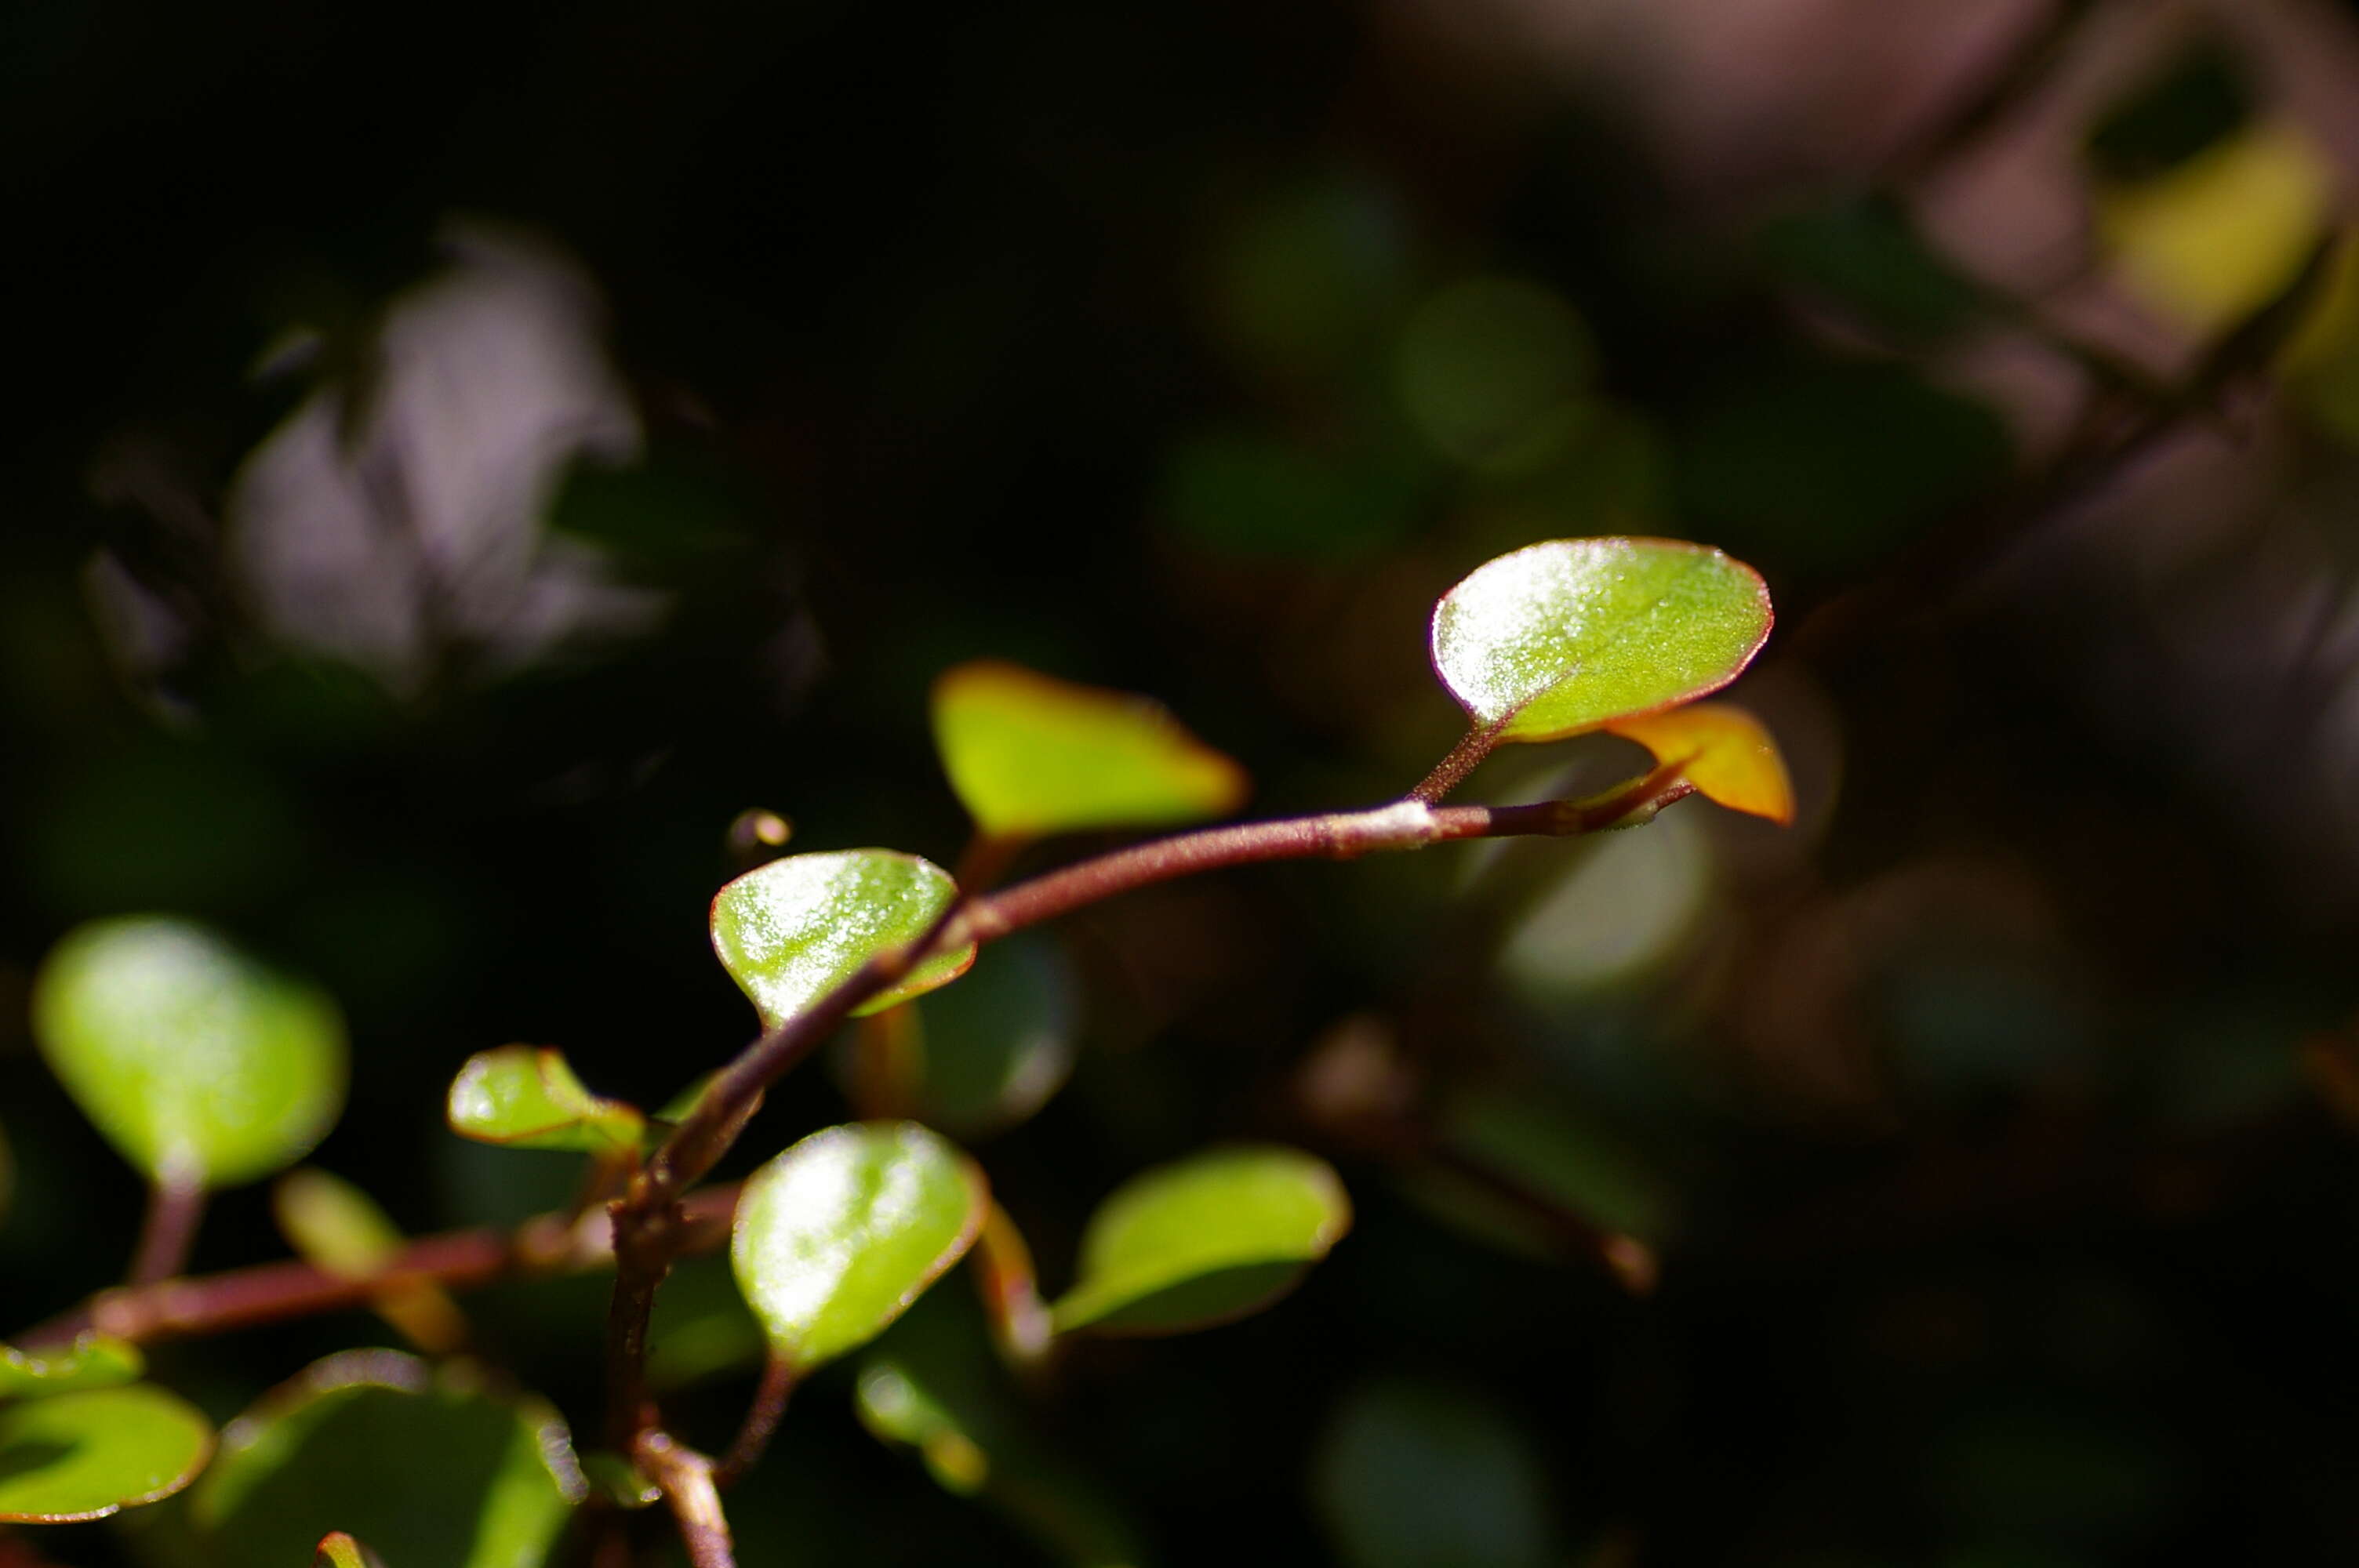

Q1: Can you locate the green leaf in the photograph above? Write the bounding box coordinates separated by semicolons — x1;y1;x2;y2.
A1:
731;1122;988;1374
0;1385;215;1523
0;1334;145;1399
30;916;347;1188
191;1349;583;1568
909;933;1078;1138
1050;1145;1352;1335
445;1046;645;1155
711;850;975;1027
1312;1377;1552;1568
274;1168;470;1354
1429;538;1772;744
932;660;1248;840
314;1531;387;1568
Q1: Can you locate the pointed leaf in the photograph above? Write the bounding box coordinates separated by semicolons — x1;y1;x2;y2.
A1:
0;1335;144;1399
0;1385;214;1523
731;1122;987;1374
932;660;1248;840
314;1532;387;1568
31;916;347;1188
711;850;975;1027
1430;538;1772;743
1050;1145;1351;1336
191;1350;583;1568
446;1047;645;1155
1605;701;1795;824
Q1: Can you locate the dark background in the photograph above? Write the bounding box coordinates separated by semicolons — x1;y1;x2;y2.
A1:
11;0;2359;1563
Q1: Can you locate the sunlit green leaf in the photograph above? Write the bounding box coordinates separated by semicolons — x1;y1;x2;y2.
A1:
732;1122;987;1374
30;916;347;1188
711;850;974;1027
191;1349;583;1568
909;933;1078;1138
1430;539;1772;744
1312;1377;1551;1568
0;1334;144;1399
932;660;1248;841
1050;1145;1351;1335
445;1046;645;1155
0;1385;214;1523
314;1531;387;1568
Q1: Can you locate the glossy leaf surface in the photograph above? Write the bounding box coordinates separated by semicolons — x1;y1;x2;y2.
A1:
445;1046;645;1155
1050;1145;1350;1335
732;1122;987;1373
0;1385;214;1523
711;850;974;1027
31;916;347;1188
1313;1378;1551;1568
0;1334;144;1399
1430;538;1772;743
1605;701;1795;824
191;1350;582;1568
932;659;1248;840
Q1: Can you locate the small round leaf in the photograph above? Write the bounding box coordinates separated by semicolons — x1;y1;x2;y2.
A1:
31;916;347;1188
0;1385;215;1523
1605;701;1796;824
446;1047;646;1155
732;1122;987;1374
1050;1145;1352;1336
1430;538;1772;743
932;660;1248;840
191;1349;583;1568
0;1334;145;1399
711;850;975;1027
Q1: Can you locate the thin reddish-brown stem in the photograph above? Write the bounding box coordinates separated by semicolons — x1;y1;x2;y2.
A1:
126;1172;208;1288
638;1433;733;1568
713;1354;796;1490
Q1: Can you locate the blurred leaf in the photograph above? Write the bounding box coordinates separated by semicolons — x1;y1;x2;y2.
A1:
0;1334;144;1399
1430;539;1772;743
1494;807;1714;1001
445;1047;645;1156
190;1349;583;1568
732;1122;988;1374
932;661;1247;841
30;916;347;1189
1395;278;1596;473
1605;702;1794;824
1050;1145;1351;1335
645;1254;766;1392
1158;430;1427;562
1211;169;1411;385
711;849;974;1026
1432;1091;1675;1247
0;1385;214;1523
1311;1377;1550;1568
314;1532;386;1568
2100;122;2332;334
909;933;1079;1138
2088;49;2253;182
1758;198;1981;340
274;1168;467;1355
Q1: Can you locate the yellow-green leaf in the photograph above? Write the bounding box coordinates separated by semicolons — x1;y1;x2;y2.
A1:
31;917;347;1189
1050;1145;1351;1336
314;1532;387;1568
732;1123;987;1374
1430;538;1772;744
274;1168;467;1355
711;850;975;1026
932;660;1248;840
0;1334;144;1399
445;1046;645;1155
1605;701;1795;824
0;1385;214;1523
2102;121;2332;334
